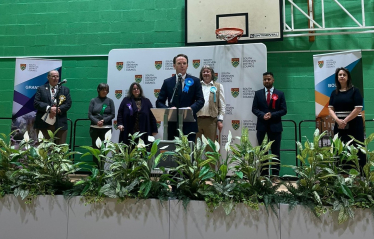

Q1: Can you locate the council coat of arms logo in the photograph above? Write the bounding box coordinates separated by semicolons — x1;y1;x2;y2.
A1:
231;88;239;98
232;120;240;130
155;61;162;70
115;90;122;99
116;62;123;71
231;58;240;68
318;61;324;68
214;73;218;81
113;120;118;130
156;121;161;129
135;75;142;83
192;59;200;69
154;89;160;98
20;64;26;71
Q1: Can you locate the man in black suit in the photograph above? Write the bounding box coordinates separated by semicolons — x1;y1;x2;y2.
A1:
252;72;287;176
34;70;72;144
156;54;204;142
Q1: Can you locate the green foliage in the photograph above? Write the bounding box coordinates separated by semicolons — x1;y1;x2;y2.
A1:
0;133;17;197
168;128;281;215
2;127;374;225
163;131;216;207
230;128;281;214
283;129;374;223
68;132;171;204
198;133;238;214
100;132;171;201
65;167;106;204
6;130;83;202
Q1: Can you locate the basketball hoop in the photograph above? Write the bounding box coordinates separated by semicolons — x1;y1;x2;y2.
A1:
215;28;244;43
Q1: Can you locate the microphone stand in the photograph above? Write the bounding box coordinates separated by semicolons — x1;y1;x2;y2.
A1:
170;79;180;107
170;76;182;137
54;84;63;133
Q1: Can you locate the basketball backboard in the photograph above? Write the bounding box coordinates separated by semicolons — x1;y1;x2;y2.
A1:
185;0;283;45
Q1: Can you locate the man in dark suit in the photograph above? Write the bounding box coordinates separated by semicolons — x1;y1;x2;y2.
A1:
252;72;287;176
34;70;72;144
156;54;204;142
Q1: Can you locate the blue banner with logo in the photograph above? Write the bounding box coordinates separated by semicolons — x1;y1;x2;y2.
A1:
12;58;62;140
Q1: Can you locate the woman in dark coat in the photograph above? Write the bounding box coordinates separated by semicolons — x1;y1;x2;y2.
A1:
117;82;158;146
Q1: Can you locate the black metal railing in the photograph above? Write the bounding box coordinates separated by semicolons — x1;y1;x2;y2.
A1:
276;119;297;180
297;120;319;167
67;118;73;149
281;119;298;167
365;119;374;148
0;117;73;149
72;118;91;152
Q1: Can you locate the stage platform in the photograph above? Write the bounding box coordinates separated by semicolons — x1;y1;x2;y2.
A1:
0;195;373;239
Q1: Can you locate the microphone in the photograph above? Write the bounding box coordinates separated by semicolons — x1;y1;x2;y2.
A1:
57;79;67;86
177;73;182;81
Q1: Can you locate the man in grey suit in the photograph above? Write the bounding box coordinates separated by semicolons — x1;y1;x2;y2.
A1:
33;70;72;144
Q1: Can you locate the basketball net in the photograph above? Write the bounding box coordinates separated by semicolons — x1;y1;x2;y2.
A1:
216;28;244;43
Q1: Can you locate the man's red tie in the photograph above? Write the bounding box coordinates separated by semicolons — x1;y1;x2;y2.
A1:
266;89;271;105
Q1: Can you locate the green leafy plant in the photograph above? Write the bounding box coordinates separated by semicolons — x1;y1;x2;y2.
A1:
230;128;281;213
171;128;281;215
0;133;17;197
282;130;347;219
2;126;374;224
283;129;374;223
197;132;239;215
66;130;112;204
7;130;83;203
99;132;171;201
346;133;374;211
163;130;216;208
69;131;171;204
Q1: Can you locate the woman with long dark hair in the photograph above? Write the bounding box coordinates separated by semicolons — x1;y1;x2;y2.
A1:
117;82;158;146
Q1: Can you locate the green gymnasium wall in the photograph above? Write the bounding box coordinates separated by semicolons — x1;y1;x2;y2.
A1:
1;0;374;174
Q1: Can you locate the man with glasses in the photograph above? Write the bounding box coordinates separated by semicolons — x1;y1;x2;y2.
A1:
34;70;72;144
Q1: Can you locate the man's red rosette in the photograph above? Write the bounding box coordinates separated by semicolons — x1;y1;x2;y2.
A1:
272;94;278;109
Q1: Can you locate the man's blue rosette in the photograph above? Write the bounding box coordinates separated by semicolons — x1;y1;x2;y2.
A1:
210;86;217;102
183;78;194;93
